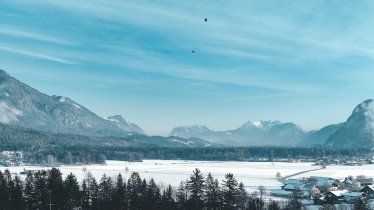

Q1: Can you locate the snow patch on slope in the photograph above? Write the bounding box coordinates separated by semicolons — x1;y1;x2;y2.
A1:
0;101;21;123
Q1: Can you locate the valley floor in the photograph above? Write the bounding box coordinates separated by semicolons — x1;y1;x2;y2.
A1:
2;160;373;192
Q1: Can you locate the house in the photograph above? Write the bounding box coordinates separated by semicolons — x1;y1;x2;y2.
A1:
356;178;373;187
314;195;326;205
342;192;367;203
343;178;361;190
323;190;348;204
360;186;374;198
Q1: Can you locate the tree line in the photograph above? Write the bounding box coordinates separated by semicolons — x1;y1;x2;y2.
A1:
0;167;310;210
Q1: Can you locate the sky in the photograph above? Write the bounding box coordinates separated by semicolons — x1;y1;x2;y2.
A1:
1;0;374;135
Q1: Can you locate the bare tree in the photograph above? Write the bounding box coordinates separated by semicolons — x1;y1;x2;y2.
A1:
275;172;282;180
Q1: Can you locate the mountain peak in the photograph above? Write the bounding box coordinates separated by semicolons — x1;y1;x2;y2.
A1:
107;115;144;134
238;121;257;129
0;70;10;79
107;115;129;124
0;70;143;137
326;99;374;148
253;120;282;130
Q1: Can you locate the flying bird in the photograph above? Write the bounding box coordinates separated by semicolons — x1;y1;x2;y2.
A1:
192;50;195;54
204;18;207;22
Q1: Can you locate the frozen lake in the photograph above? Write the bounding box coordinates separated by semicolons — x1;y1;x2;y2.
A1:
1;160;373;192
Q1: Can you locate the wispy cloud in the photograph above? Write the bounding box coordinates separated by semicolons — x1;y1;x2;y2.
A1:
0;46;75;64
0;27;74;46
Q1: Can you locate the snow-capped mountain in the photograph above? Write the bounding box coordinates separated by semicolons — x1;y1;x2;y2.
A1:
253;120;282;131
0;70;143;136
298;123;343;147
325;99;374;148
106;115;144;134
170;120;306;146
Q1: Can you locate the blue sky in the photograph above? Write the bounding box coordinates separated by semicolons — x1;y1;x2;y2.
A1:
1;0;374;135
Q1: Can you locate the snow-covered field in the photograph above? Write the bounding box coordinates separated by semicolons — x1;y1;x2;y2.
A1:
1;160;373;192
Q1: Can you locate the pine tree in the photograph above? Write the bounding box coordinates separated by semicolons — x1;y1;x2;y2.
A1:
205;173;221;210
237;182;248;209
24;172;37;210
112;173;127;210
47;168;65;209
176;181;188;210
82;172;99;209
98;174;113;210
144;178;161;210
81;180;90;210
161;185;176;210
9;175;24;210
64;173;81;209
222;173;239;210
0;170;10;210
187;168;205;209
127;172;143;209
34;170;49;209
267;199;281;210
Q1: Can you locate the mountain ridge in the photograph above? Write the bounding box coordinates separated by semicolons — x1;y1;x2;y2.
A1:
0;69;143;137
170;120;306;146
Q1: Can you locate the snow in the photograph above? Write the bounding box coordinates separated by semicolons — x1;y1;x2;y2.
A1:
0;101;19;123
329;190;348;196
59;96;81;109
59;96;67;103
299;164;374;179
0;160;315;192
253;121;262;128
72;103;81;109
171;139;192;145
2;160;374;193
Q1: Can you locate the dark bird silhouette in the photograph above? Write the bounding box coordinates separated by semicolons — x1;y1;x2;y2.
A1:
192;50;195;54
204;18;207;22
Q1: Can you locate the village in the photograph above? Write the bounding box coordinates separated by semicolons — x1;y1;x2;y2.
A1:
270;174;374;208
0;151;24;167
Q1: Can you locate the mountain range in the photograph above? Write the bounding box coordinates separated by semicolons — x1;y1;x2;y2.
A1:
171;120;308;146
0;69;211;148
2;69;374;148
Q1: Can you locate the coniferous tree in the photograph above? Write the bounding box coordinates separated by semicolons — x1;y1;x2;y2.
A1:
187;168;205;209
127;172;143;209
64;173;81;209
145;178;161;210
112;174;127;210
24;172;37;210
47;168;65;209
98;174;113;210
222;173;239;210
267;199;281;210
176;180;188;210
82;172;99;209
81;180;90;210
205;173;221;210
89;175;99;210
0;171;9;210
34;170;49;209
161;185;176;210
10;175;24;210
237;182;248;209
